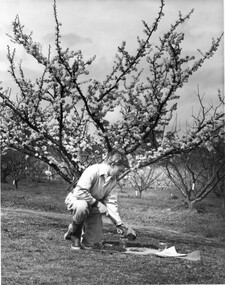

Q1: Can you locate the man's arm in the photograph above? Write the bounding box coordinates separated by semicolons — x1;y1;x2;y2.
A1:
104;189;137;241
104;190;122;226
72;165;97;205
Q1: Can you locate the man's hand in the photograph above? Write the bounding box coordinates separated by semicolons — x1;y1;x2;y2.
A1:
91;200;107;214
117;224;136;240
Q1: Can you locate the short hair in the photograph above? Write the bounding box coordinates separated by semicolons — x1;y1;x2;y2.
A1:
105;149;129;168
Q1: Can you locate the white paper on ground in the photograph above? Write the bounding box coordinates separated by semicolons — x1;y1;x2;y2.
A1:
154;246;187;257
125;246;201;261
177;250;201;261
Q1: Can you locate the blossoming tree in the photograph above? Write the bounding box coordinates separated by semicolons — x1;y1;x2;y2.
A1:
0;0;224;184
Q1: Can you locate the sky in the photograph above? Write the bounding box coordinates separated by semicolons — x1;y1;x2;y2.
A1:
0;0;224;128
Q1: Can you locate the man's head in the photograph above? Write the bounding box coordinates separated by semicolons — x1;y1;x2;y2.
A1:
105;149;129;177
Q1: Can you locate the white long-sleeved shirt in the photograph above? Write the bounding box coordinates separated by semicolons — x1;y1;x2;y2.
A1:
69;163;122;225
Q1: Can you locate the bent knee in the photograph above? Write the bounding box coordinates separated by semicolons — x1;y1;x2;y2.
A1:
76;200;89;212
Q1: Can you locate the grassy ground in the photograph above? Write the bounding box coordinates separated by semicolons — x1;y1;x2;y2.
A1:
1;181;225;284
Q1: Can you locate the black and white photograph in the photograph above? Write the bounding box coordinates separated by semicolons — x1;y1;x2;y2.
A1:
1;0;224;284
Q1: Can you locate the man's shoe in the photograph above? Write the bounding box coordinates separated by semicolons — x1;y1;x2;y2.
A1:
64;224;73;240
80;242;93;250
71;236;81;250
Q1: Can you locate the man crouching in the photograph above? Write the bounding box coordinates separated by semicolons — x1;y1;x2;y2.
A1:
64;149;136;250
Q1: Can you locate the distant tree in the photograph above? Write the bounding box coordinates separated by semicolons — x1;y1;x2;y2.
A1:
1;149;12;183
0;0;224;185
126;165;162;198
26;158;49;184
214;178;225;209
1;148;50;187
1;149;28;189
206;138;225;209
164;136;225;209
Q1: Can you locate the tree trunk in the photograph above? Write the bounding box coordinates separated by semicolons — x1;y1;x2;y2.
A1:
13;179;18;189
185;199;197;209
1;173;8;183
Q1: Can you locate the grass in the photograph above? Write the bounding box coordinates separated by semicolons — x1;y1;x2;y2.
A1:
1;181;225;284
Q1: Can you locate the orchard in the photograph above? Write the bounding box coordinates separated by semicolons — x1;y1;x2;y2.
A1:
0;0;224;186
